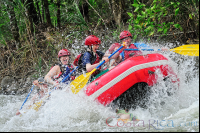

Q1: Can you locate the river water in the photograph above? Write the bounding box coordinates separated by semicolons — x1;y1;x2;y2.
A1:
0;43;199;132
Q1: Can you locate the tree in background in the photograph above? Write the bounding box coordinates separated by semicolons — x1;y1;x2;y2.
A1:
0;0;199;45
6;0;20;43
43;0;53;28
0;0;199;86
56;0;61;29
23;0;39;33
79;0;89;23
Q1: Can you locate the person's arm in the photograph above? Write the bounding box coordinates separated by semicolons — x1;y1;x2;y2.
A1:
104;52;120;59
44;65;60;86
33;80;44;88
86;57;109;72
161;47;169;51
104;43;127;59
86;63;100;72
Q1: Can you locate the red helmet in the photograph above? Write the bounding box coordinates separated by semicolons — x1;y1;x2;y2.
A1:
108;43;121;54
85;35;101;46
119;31;132;40
58;49;71;58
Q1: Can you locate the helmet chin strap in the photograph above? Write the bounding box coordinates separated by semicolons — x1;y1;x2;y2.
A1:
88;46;96;56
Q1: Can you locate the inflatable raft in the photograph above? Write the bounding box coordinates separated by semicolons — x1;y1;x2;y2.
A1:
85;52;179;109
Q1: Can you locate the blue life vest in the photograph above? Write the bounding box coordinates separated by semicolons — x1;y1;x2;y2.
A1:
54;64;75;84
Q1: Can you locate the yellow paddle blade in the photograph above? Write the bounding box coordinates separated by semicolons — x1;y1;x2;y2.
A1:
27;94;50;111
170;44;199;56
32;101;43;111
27;100;43;112
19;101;43;116
70;69;96;94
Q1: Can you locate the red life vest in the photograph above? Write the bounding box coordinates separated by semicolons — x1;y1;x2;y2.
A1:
73;54;82;66
123;44;142;60
92;52;101;65
91;52;102;76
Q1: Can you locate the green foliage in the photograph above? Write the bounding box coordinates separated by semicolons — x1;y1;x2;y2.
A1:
88;0;97;6
0;3;12;44
112;29;120;40
0;0;199;83
128;0;183;41
61;2;88;29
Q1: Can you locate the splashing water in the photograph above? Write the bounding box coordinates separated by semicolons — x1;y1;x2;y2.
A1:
0;42;199;131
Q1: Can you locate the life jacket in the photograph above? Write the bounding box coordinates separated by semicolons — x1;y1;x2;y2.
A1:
121;44;142;61
74;51;103;76
51;64;75;84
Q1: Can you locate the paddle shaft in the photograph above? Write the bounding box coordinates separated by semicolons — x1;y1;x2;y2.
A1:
122;44;199;56
19;85;35;110
50;66;79;94
122;48;160;51
96;45;124;69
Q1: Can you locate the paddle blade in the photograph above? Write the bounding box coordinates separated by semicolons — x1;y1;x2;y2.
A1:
32;101;43;111
27;100;43;112
70;70;95;94
28;94;50;111
170;44;199;56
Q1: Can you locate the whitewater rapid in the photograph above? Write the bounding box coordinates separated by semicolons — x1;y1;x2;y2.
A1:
0;42;199;131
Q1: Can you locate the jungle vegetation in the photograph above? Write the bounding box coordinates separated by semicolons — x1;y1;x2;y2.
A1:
0;0;199;82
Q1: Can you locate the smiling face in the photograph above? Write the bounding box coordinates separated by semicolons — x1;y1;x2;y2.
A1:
92;44;100;53
121;37;132;47
60;55;70;65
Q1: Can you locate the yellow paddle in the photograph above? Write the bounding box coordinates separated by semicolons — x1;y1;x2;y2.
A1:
19;94;50;116
128;44;199;56
29;94;50;111
170;44;199;56
70;44;125;94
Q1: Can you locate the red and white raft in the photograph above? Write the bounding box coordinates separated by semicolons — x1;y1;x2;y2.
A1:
85;53;179;106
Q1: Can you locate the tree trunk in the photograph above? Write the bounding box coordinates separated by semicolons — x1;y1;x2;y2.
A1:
35;0;42;24
23;0;39;34
7;0;20;43
43;0;53;28
57;0;61;29
110;0;122;28
25;0;39;25
41;0;45;23
80;1;89;23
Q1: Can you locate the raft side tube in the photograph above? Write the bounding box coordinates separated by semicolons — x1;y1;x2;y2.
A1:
85;53;178;106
